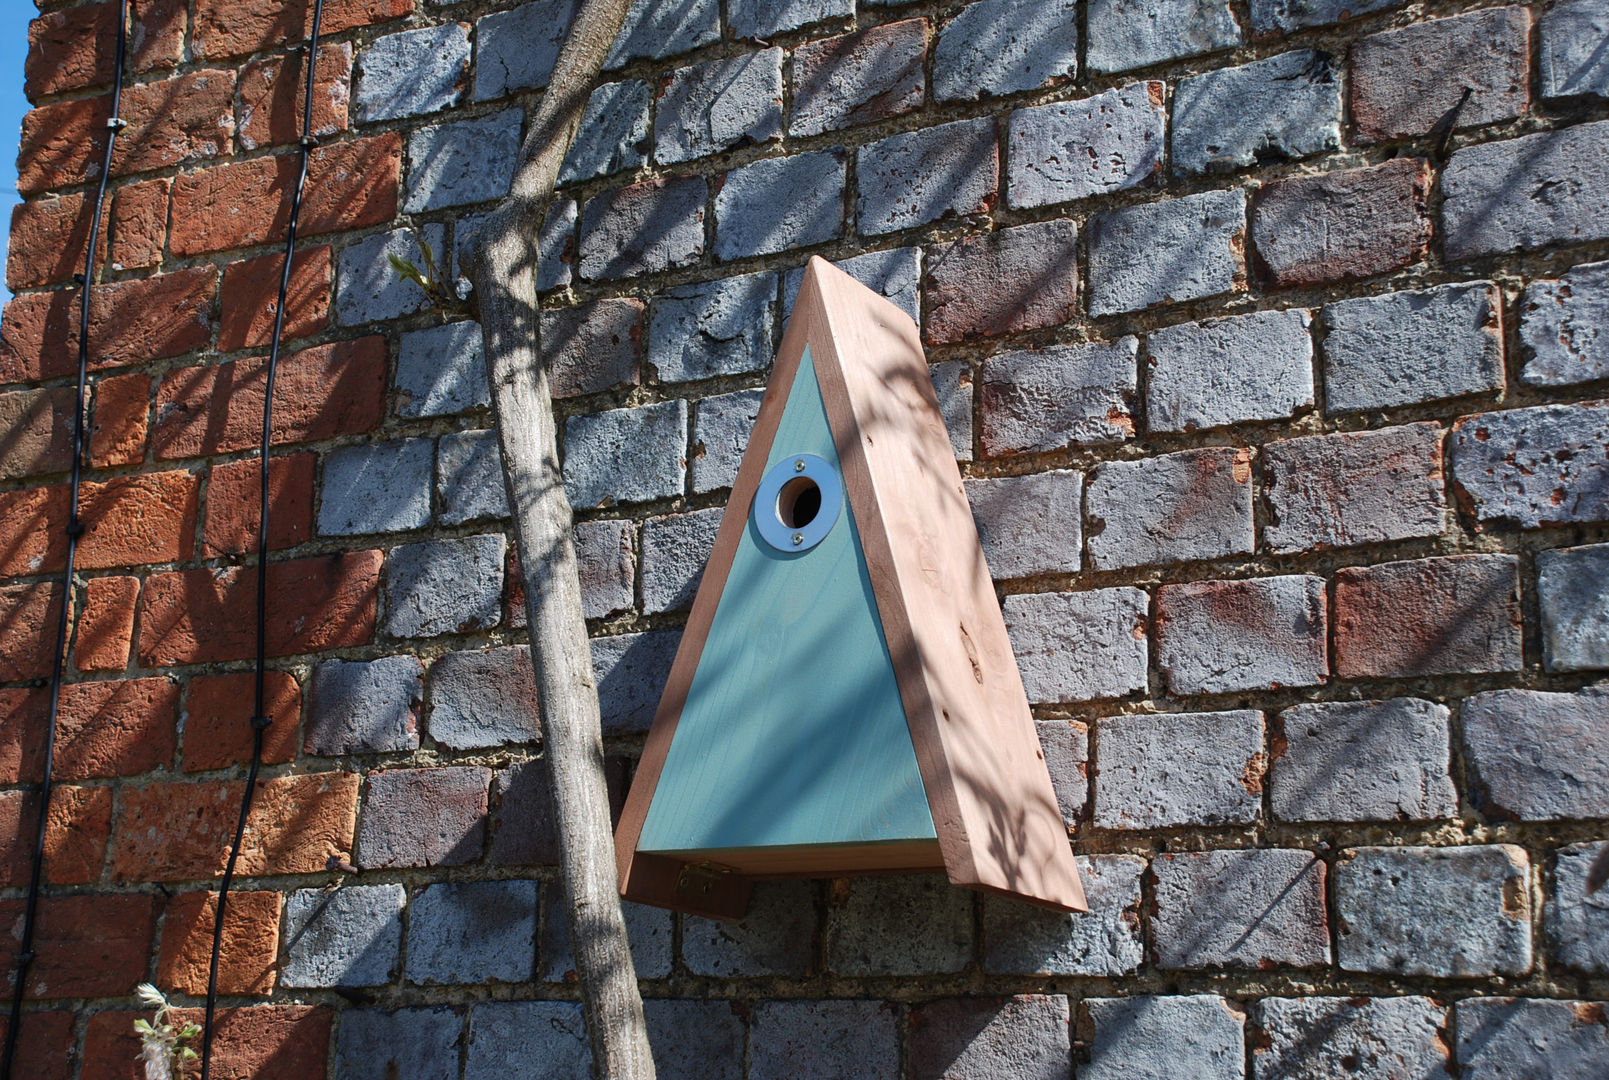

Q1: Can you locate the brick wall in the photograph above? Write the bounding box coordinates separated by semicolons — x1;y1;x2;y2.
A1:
4;0;1609;1074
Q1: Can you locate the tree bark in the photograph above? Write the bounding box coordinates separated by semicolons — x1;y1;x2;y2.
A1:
468;1;652;1076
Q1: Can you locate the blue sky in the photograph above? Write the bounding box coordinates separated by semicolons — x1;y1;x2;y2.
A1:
1;0;32;305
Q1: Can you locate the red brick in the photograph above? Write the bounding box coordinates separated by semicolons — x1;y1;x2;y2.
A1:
1252;159;1431;289
152;336;387;459
90;371;151;467
0;267;216;383
925;220;1080;344
0;893;157;999
196;0;412;58
0;582;62;682
26;0;185;97
0;785;112;886
109;177;170;270
169;134;401;256
50;677;180;779
1334;554;1523;679
112;772;359;881
138;550;381;665
358;766;490;868
0;689;48;784
218;246;331;351
0;1010;73;1080
239;43;353;150
203;452;316;557
79;1012;147;1080
183;671;301;771
7;193;104;291
157;890;280;995
180;1005;332;1080
0;387;75;480
75;575;140;672
0;470;198;576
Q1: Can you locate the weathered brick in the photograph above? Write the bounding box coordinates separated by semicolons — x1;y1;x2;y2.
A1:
0;1011;72;1080
1153;850;1329;969
218;246;330;352
0;470;199;576
1452;401;1609;529
1156;576;1326;695
909;996;1070;1080
1087;447;1253;570
491;756;629;866
1263;423;1445;553
1147;309;1312;433
605;0;720;68
0;583;60;682
933;0;1077;101
643;1001;745;1080
1080;996;1244;1080
1457;998;1609;1079
592;629;681;734
982;855;1143;975
1002;588;1149;703
317;439;433;537
203;452;316;557
564;400;687;507
925;219;1078;343
182;671;300;771
473;0;570;100
1272;699;1457;823
1037;718;1089;824
1520;259;1609;386
1174;50;1340;174
1095;710;1264;828
1542;0;1609;100
1444;121;1609;258
82;1005;330;1080
1550;842;1609;973
751;1000;899;1080
1333;554;1521;679
335;1007;462;1080
1089;189;1245;315
193;0;412;59
157;890;279;995
2;681;173;782
7;193;104;291
656;50;783;166
409;880;537;985
541;892;671;980
1252;997;1452;1080
692;388;765;493
1464;686;1609;820
966;470;1082;579
828;875;973;975
404;109;520;212
579;177;705;280
1255;159;1430;288
1351;9;1531;144
26;0;185;96
791;21;927;137
437;431;508;526
551;82;646;184
1008;82;1164;208
683;881;817;976
649;273;774;383
1323;281;1504;413
109;177;168;270
730;0;851;38
0;894;155;1000
641;508;721;614
238;43;351;150
858;118;998;235
1247;0;1396;34
397;322;489;417
354;23;468;123
358;766;489;868
1337;845;1531;976
383;534;504;639
465;1002;588;1079
0;786;111;887
1539;543;1609;672
427;646;540;749
507;521;636;627
306;656;423;755
715;150;846;261
0;388;73;481
74;574;139;672
335;224;446;325
540;298;643;398
281;884;404;988
1087;0;1240;72
932;358;974;461
89;372;150;468
138;551;381;665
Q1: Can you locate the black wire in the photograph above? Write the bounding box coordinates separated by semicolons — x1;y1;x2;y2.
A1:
198;4;323;1076
0;4;129;1077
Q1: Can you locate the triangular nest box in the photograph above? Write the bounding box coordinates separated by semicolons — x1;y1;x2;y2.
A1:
614;257;1086;919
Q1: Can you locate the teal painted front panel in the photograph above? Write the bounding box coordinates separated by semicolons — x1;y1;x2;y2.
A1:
637;348;936;854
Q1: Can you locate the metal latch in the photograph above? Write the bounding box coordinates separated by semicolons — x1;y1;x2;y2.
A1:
675;861;735;898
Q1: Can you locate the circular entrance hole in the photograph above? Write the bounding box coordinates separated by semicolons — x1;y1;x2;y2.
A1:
777;476;822;529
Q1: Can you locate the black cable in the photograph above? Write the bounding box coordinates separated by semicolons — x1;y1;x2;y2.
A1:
0;4;129;1077
198;4;325;1076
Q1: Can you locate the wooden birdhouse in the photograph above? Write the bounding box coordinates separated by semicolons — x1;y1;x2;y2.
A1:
613;257;1086;919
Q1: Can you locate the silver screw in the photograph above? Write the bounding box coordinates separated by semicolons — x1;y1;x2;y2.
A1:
792;532;804;545
794;458;806;471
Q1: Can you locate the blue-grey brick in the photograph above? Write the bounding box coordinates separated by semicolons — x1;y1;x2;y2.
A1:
604;0;720;69
1443;121;1609;259
383;533;505;639
933;0;1078;102
1464;686;1609;820
858;118;997;235
358;767;489;868
789;20;927;138
465;1002;588;1080
563;400;687;507
405;110;520;213
683;881;816;976
731;0;852;38
644;1001;745;1080
1154;849;1330;969
1456;998;1609;1080
1520;258;1609;386
1173;50;1339;175
828;875;974;975
579;177;705;281
355;23;469;123
979;339;1137;457
281;884;405;988
542;894;672;980
473;0;570;100
692;389;763;494
436;431;507;526
751;1001;899;1080
397;322;489;417
982;855;1143;975
574;519;636;620
1038;718;1089;824
560;80;650;184
1253;998;1451;1080
650;272;776;383
931;359;973;462
335;1007;463;1080
966;471;1082;580
1550;843;1609;973
1451;401;1609;529
1087;0;1240;73
641;507;721;614
408;880;537;985
1336;845;1531;976
1272;699;1456;823
715;150;845;260
1322;282;1504;413
428;646;540;749
783;247;920;321
1007;82;1164;208
335;225;445;325
1086;447;1254;570
592;629;680;734
1081;996;1245;1080
1088;189;1245;315
1156;576;1326;695
1147;309;1312;433
318;439;434;537
1542;0;1609;100
1540;543;1609;672
454;199;575;294
1248;0;1397;34
306;656;423;755
909;996;1070;1080
656;50;784;166
1096;710;1264;829
1003;588;1149;703
541;298;643;399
